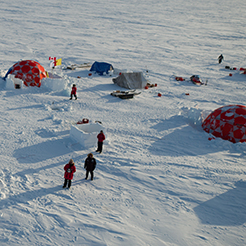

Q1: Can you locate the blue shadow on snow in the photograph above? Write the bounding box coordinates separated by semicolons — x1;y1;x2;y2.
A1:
194;180;246;226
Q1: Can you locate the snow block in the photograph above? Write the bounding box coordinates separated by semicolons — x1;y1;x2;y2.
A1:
6;75;23;89
42;77;67;91
70;122;105;148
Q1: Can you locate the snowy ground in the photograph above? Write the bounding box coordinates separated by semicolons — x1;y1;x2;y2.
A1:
0;0;246;245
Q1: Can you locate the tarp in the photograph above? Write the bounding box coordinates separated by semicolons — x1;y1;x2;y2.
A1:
89;61;113;75
112;72;147;89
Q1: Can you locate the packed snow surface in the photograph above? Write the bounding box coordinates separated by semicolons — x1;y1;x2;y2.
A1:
0;0;246;245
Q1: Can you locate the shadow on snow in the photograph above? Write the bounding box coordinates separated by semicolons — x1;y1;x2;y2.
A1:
194;180;246;226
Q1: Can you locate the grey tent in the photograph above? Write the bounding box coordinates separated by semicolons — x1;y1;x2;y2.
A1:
112;72;147;89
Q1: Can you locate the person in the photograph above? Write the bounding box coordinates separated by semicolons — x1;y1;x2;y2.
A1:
70;84;77;100
96;130;105;153
63;159;76;188
218;54;224;64
84;153;97;180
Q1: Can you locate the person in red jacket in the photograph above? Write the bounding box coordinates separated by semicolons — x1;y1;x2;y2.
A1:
63;159;76;189
70;84;77;100
96;130;105;153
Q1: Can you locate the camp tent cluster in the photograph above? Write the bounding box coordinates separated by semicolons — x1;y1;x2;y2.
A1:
202;105;246;143
3;59;246;145
3;60;149;90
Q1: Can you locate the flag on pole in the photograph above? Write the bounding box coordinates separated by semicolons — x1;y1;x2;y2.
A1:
49;57;56;68
48;57;62;68
55;58;62;66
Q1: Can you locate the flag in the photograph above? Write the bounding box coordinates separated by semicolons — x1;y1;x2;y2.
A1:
48;57;62;68
55;58;62;66
49;57;56;69
49;57;56;61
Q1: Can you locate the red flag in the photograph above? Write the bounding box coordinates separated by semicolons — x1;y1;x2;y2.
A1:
49;57;56;61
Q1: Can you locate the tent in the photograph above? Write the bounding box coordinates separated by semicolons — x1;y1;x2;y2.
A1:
112;72;147;89
89;61;113;75
202;104;246;143
4;60;47;87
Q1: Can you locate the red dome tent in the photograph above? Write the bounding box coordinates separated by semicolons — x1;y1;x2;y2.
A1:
4;60;47;87
202;105;246;143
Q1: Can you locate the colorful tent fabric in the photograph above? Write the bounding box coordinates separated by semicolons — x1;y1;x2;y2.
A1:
4;60;47;87
202;105;246;143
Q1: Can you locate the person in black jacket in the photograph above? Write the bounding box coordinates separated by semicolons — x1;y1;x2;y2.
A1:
218;54;224;64
84;153;97;180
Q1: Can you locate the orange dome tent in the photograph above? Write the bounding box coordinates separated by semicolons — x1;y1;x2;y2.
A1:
202;105;246;143
4;60;47;87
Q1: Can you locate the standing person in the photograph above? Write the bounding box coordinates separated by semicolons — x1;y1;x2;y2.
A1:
96;130;105;153
84;153;96;180
218;54;224;64
70;84;77;100
63;159;76;189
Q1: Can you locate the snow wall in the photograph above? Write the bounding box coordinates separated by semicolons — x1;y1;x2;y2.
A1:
42;76;70;95
5;74;70;95
70;122;106;148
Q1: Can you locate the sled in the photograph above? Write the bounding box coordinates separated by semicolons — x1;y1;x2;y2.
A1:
64;63;91;70
172;75;205;85
110;90;141;99
190;75;204;85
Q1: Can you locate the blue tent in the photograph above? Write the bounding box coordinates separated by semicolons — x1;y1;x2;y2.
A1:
90;61;113;75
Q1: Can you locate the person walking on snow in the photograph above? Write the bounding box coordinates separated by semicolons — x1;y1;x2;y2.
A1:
96;130;105;153
84;153;97;180
63;159;76;188
70;84;77;100
218;54;224;64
